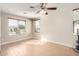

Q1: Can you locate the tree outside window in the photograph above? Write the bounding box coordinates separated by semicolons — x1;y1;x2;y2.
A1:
8;18;26;35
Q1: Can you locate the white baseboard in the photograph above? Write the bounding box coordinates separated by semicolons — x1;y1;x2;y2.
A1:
32;37;74;48
1;37;33;45
46;40;74;48
1;37;74;48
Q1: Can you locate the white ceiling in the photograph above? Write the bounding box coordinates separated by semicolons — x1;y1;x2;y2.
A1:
0;3;42;18
0;3;60;18
0;3;79;19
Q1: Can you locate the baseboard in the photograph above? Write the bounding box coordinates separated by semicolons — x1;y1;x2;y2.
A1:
1;37;74;48
1;37;33;45
46;40;74;48
32;37;74;48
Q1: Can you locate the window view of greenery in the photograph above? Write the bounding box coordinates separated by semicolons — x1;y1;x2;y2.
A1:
35;20;40;33
8;18;26;35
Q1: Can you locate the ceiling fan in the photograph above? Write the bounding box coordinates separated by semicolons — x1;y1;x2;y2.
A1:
30;3;57;15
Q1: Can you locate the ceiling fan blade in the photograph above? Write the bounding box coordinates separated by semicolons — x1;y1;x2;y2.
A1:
47;7;57;10
40;3;44;7
30;6;35;8
36;10;41;14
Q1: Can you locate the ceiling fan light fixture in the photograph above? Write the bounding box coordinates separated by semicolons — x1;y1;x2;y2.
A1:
40;10;48;15
39;10;45;13
30;6;35;8
45;12;48;15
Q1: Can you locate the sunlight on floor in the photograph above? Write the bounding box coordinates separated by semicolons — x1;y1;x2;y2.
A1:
41;36;48;42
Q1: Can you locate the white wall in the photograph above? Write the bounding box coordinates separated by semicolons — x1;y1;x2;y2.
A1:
1;12;33;45
0;12;1;44
40;3;79;48
0;11;1;50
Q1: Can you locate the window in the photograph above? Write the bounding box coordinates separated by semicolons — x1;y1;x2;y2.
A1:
8;18;26;35
34;20;40;33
